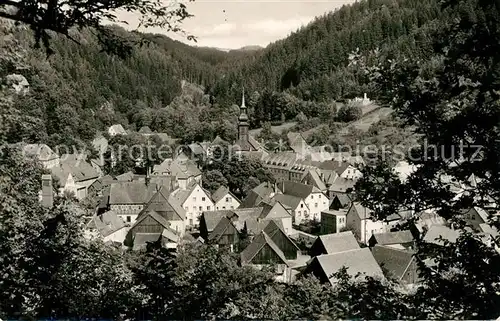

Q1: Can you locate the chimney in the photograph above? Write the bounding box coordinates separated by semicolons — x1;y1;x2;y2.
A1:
41;174;53;208
145;165;151;186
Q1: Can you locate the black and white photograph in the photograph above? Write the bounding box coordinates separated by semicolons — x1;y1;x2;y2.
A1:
0;0;499;319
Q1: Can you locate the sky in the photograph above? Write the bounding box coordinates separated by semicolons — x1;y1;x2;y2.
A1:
118;0;356;49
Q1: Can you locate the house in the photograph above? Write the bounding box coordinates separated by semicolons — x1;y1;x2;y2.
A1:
330;193;352;210
368;230;415;250
259;201;293;235
460;206;489;232
422;225;460;245
50;154;100;199
126;211;180;251
301;168;327;192
170;182;214;228
410;211;447;239
199;210;236;240
239;182;277;208
277;181;329;222
309;231;359;257
320;209;348;234
240;231;292;283
393;161;417;182
88;175;115;197
371;245;419;284
212;186;241;210
108;124;127;136
304;248;384;285
87;210;129;244
287;132;312;158
105;181;163;224
272;193;309;224
138;126;153;135
140;186;186;235
318;160;362;180
346;202;402;244
23;143;60;169
262;220;300;260
208;216;240;251
327;177;357;198
262;152;298;182
152;157;201;190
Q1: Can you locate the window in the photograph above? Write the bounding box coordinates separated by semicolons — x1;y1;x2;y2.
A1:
189;219;193;225
207;206;211;210
315;203;318;208
126;216;131;223
311;195;314;199
202;197;206;201
222;206;226;209
300;204;304;208
226;197;230;202
199;206;202;211
193;206;196;210
298;211;301;216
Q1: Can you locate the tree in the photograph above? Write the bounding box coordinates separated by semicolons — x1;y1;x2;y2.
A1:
0;0;195;57
337;102;362;122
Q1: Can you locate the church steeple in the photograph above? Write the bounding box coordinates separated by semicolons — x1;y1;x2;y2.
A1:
237;86;250;150
241;87;246;108
238;87;249;124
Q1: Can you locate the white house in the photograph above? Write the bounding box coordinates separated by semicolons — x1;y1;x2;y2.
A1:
260;201;294;235
50;154;100;200
211;186;241;210
23;143;60;169
272;193;310;225
153;157;202;190
170;183;214;228
346;202;401;244
87;210;129;244
108;124;127;136
277;181;329;222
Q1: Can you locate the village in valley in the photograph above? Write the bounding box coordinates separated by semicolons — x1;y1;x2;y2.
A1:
26;90;500;287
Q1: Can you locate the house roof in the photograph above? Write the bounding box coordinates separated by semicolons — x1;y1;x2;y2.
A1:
312;248;384;284
91;136;108;154
115;171;136;182
278;180;322;199
328;177;356;193
259;201;292;220
109;124;126;135
201;210;235;232
170;183;211;207
317;231;360;254
23;143;59;161
138;126;152;134
371;245;417;282
208;216;237;242
90;210;127;238
161;227;180;243
89;175;115;192
332;193;352;208
371;230;414;245
140;186;185;221
211;186;239;204
272;193;304;210
212;135;227;145
351;202;374;220
319;160;352;176
188;143;206;156
302;169;327;191
51;154;100;185
262;151;297;169
108;181;159;205
240;182;275;208
153;158;201;178
263;220;300;251
240;231;289;266
423;225;460;245
479;223;499;237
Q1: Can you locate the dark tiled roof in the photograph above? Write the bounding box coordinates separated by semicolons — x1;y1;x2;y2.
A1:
272;193;303;210
140;186;185;221
108;181;160;205
332;193;352;207
259;201;292;220
91;210;127;238
371;245;417;282
208;216;236;242
51;154;99;184
211;186;233;203
201;210;234;232
132;233;161;250
138;126;152;134
278;180;321;199
240;231;289;266
423;225;460;245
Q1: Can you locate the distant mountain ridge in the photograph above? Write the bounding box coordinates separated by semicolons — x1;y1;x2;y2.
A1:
198;45;264;52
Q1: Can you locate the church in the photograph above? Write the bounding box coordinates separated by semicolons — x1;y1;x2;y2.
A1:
232;88;269;159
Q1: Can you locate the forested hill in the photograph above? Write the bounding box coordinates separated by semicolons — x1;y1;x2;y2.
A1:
210;0;441;105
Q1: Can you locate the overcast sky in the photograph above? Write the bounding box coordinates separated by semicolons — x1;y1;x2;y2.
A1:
118;0;355;49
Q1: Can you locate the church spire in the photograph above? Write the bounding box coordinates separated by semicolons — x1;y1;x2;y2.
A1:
241;86;246;108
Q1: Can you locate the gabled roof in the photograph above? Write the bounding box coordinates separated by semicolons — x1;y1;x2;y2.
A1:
90;210;127;238
208;216;237;242
140;186;185;221
23;143;59;161
278;180;322;199
201;210;235;232
317;231;360;254
302;169;327;191
89;175;115;192
311;248;384;284
132;233;161;250
138;126;152;134
115;171;136;182
161;228;180;243
154;158;201;178
52;154;99;183
212;135;227;145
328;177;356;193
109;124;126;135
479;223;499;237
240;231;289;266
350;202;373;220
371;230;414;245
170;183;211;207
272;193;304;210
331;193;352;208
423;225;460;245
263;220;299;251
319;160;352;176
371;245;417;282
240;182;275;208
259;201;292;220
211;185;239;204
188;143;206;156
133;210;172;231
